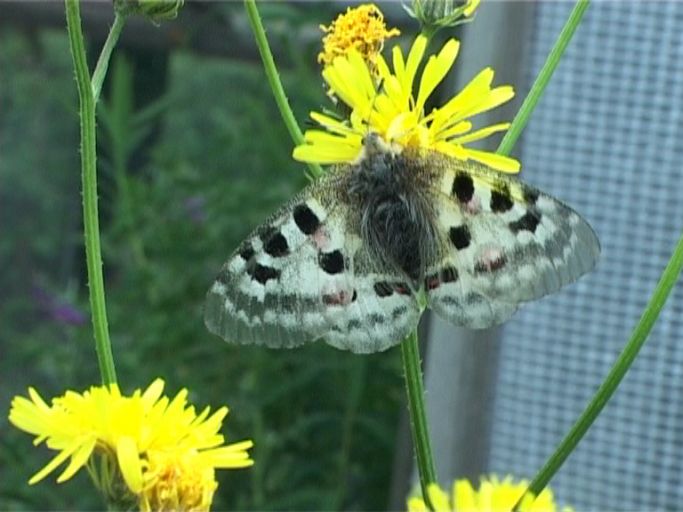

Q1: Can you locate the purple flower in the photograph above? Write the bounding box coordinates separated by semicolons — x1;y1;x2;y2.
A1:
183;195;207;225
31;285;87;327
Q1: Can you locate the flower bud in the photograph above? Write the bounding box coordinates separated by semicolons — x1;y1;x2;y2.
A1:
114;0;184;22
405;0;480;36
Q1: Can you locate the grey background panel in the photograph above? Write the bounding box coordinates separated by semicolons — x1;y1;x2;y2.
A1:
488;2;683;510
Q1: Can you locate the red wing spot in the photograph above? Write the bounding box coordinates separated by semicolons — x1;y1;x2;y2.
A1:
474;249;507;273
322;289;355;306
394;283;411;295
425;275;440;290
489;256;507;271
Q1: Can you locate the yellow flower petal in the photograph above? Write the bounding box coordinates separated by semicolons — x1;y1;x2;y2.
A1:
310;112;356;136
457;85;515;119
447;122;510;145
431;119;472;140
431;67;495;131
454;479;477;510
426;483;452;511
293;140;361;164
141;378;165;408
405;36;427;93
464;0;481;17
323;51;375;114
117;436;143;493
462;148;521;173
407;495;429;512
28;440;80;485
56;436;96;483
416;39;460;111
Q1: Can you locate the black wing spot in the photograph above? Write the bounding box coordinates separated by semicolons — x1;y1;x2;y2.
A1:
490;188;514;213
248;264;280;284
348;319;362;330
239;243;255;261
392;306;408;319
293;203;320;235
264;232;289;257
441;266;458;283
374;282;394;297
452;173;474;203
449;225;471;250
319;250;344;274
523;187;539;205
510;210;541;233
369;313;385;325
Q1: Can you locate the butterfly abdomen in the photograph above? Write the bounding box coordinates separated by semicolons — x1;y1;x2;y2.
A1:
346;149;438;284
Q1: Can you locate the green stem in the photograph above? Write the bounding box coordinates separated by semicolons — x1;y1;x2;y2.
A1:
65;0;117;385
514;233;683;510
92;12;126;103
243;0;324;179
497;0;589;156
401;329;437;509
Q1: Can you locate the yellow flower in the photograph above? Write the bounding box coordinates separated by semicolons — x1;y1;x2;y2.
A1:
9;379;253;508
294;35;519;173
407;475;572;512
318;4;400;71
139;446;252;512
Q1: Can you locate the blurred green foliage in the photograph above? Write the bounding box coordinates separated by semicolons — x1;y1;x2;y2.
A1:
0;6;406;510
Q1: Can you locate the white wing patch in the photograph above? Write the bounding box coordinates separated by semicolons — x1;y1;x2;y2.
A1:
425;165;600;329
204;193;421;354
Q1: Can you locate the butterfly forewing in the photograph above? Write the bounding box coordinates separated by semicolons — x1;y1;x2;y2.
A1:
424;159;600;329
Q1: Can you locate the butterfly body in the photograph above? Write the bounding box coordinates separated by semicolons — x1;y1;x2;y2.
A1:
205;137;599;353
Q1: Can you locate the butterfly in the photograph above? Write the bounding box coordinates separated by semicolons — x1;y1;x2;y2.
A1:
205;134;600;353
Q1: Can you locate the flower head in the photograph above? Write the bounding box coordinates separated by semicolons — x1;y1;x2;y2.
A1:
294;35;519;173
318;4;400;73
407;475;572;512
9;379;253;509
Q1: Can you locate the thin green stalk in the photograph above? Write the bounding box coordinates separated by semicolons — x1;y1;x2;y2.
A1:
92;12;126;103
243;1;437;504
243;0;324;179
497;0;589;156
514;233;683;510
65;0;117;385
401;329;437;509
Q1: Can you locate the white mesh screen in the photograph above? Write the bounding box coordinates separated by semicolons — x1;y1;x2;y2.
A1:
488;2;683;510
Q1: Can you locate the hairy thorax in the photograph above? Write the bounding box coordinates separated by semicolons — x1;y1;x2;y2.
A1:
345;147;439;284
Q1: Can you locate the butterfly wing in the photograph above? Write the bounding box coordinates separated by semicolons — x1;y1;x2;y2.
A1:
425;159;600;329
204;171;421;353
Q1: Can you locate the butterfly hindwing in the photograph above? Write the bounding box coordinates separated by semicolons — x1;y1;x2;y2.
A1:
425;159;600;329
204;174;421;353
